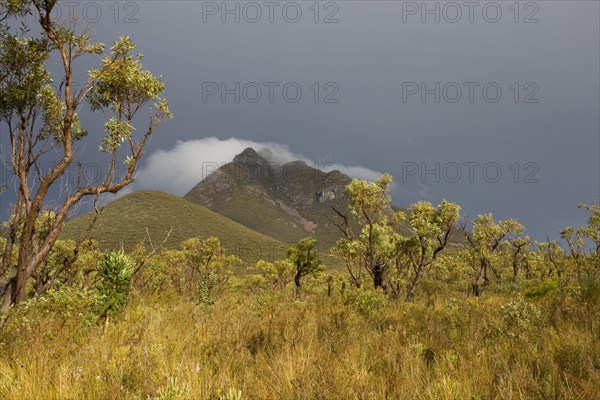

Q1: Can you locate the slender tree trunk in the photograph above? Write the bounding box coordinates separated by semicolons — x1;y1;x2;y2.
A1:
1;279;16;311
406;265;424;302
294;272;301;299
472;260;489;297
373;262;383;290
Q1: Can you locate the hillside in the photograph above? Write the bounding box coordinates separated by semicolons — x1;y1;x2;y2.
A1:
184;148;355;248
60;190;287;264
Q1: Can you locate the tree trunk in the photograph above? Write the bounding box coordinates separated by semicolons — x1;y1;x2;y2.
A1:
373;262;383;290
406;265;424;302
0;279;16;312
472;261;489;297
294;272;301;300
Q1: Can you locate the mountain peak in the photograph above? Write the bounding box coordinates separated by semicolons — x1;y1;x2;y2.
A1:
185;148;355;244
233;147;267;166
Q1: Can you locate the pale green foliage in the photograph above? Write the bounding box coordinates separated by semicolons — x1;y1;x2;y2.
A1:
287;238;324;296
561;203;600;280
540;240;569;278
333;174;401;288
499;299;542;340
467;213;523;295
87;36;171;153
0;285;100;345
155;376;192;400
334;174;460;299
2;210;56;241
0;7;93;141
0;34;50;114
398;199;461;300
346;173;393;222
33;239;77;292
181;236;240;304
578;203;600;243
472;214;523;255
347;288;388;316
152;248;187;295
405;200;460;254
97;251;134;317
251;259;294;291
0;1;171;309
287;238;323;276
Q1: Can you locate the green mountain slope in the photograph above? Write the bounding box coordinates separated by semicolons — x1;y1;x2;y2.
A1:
61;190;287;264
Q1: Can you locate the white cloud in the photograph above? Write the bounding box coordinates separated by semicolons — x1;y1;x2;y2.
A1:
130;137;384;196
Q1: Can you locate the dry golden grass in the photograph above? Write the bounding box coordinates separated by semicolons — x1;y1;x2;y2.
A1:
0;281;598;400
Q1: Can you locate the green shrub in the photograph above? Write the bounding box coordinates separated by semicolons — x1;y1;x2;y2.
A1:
524;280;558;298
0;286;99;346
347;288;387;317
155;376;192;400
500;298;542;339
97;251;134;317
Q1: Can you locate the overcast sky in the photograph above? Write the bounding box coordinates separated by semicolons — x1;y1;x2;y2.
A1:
3;1;600;241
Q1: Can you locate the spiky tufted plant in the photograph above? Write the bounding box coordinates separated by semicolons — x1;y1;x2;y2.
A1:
97;251;134;318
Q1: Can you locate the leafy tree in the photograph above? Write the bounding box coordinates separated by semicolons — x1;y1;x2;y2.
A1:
396;200;461;301
0;1;171;310
181;236;239;304
561;203;600;282
508;234;532;281
32;239;78;295
539;240;568;279
287;237;324;299
334;174;460;300
251;259;295;291
464;214;523;296
332;174;401;289
154;248;187;295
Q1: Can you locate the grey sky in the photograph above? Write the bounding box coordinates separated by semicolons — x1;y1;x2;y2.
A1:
4;1;600;241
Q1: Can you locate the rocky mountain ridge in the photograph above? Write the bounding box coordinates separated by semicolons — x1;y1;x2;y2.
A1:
184;148;354;246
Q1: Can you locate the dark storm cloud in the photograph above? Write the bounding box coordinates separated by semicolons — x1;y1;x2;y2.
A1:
3;1;599;240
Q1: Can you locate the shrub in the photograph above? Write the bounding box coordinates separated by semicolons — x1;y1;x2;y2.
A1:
500;298;542;339
155;376;192;400
347;288;388;317
524;279;559;298
97;251;134;317
0;286;99;346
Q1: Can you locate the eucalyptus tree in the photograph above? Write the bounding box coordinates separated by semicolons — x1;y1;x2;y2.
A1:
0;1;171;310
397;199;461;301
287;237;323;299
181;237;239;302
464;214;523;296
561;203;600;282
332;174;400;290
252;259;295;291
539;240;568;279
508;233;532;281
333;174;461;300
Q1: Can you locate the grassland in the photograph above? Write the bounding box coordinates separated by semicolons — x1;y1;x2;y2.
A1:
0;278;598;399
